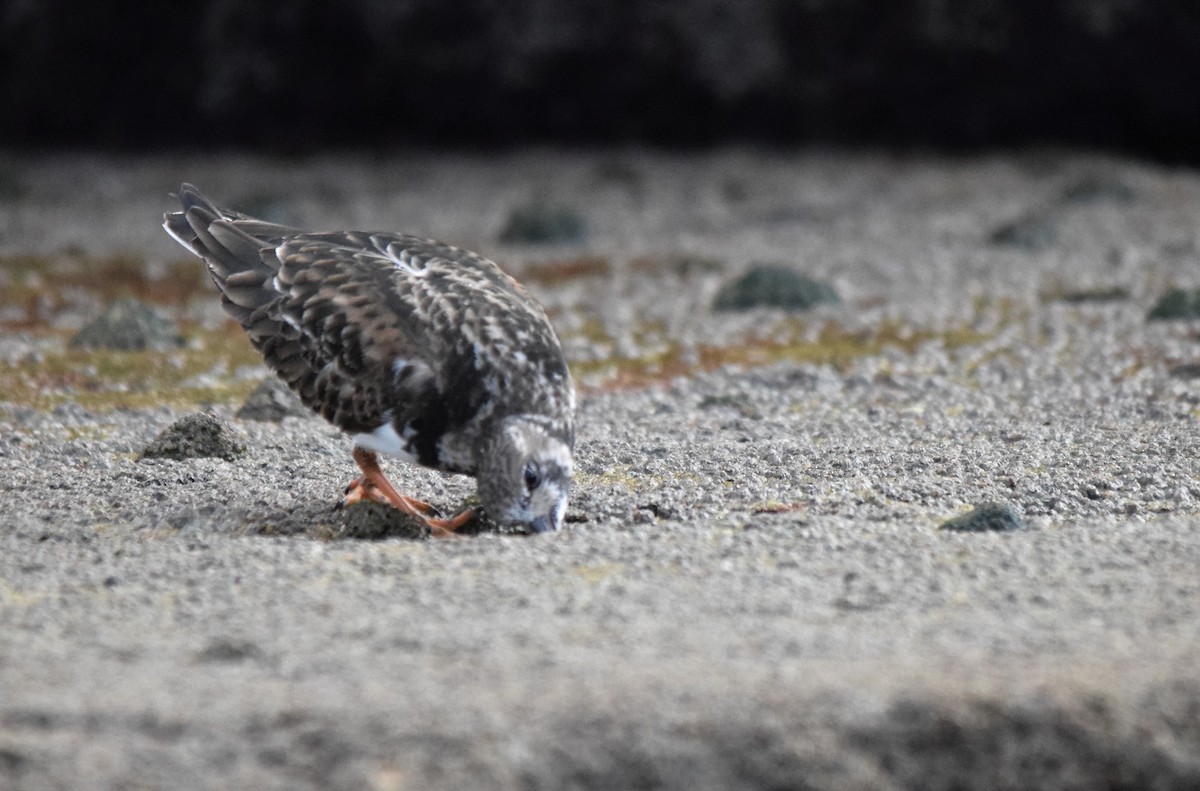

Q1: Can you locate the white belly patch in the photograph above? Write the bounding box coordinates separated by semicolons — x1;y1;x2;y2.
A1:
352;422;418;462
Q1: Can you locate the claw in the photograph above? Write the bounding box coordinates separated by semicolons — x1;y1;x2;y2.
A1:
344;448;468;535
425;507;481;538
341;477;387;508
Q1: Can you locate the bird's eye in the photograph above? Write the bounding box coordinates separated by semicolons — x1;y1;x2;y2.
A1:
522;463;541;491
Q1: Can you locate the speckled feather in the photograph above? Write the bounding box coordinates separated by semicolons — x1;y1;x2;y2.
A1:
163;185;575;522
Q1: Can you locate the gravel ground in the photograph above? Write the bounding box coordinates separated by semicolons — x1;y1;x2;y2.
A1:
2;150;1200;789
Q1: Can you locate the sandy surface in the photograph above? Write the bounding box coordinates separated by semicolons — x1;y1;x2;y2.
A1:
2;150;1200;789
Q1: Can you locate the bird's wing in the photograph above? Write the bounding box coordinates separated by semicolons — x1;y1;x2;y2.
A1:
165;186;568;449
348;234;575;454
264;235;444;436
270;232;562;439
166;187;439;435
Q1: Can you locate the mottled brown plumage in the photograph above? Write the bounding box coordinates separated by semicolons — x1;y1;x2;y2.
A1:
164;184;575;534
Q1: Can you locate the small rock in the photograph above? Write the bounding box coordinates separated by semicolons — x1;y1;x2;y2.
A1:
69;298;182;351
235;378;309;422
499;206;587;244
1060;175;1134;205
712;265;839;312
638;501;679;520
140;413;246;461
988;214;1057;251
1168;363;1200;379
334;500;431;540
332;498;505;540
1053;286;1130;304
939;502;1027;533
698;393;760;419
1148;289;1200;320
699;393;741;409
195;638;262;664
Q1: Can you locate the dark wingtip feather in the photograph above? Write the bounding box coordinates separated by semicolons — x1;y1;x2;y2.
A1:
178;183;217;215
163;183;224;254
162;210;194;249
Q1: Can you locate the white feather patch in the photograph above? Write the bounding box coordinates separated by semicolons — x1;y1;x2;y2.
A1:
280;312;303;334
384;243;427;276
352;423;418;462
162;218;195;253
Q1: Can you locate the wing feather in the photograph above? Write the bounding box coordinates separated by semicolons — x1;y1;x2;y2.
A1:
164;185;573;460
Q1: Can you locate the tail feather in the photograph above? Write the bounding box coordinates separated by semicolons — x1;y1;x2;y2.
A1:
206;221;274;275
176;183;209;214
221;269;274;309
162;207;201;256
163;183;285;321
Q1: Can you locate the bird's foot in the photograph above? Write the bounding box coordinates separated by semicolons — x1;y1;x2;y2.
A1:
344;447;477;537
338;481;478;538
424;507;481;539
338;477;441;517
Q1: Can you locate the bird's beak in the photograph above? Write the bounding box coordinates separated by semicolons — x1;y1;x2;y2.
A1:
526;496;567;534
528;514;559;534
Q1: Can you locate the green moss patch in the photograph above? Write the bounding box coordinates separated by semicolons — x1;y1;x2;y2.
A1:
572;319;988;392
519;256;611;285
0;251;207;329
0;323;263;411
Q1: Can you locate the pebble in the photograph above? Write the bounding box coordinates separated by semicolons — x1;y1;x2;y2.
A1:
939;502;1028;533
69;298;182;351
712;265;839;312
140;412;246;461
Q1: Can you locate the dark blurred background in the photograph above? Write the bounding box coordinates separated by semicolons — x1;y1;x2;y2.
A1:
2;0;1197;162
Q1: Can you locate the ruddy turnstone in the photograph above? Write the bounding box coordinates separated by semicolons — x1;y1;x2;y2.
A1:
164;184;575;535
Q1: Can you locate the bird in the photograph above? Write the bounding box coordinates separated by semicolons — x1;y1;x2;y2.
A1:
163;184;575;535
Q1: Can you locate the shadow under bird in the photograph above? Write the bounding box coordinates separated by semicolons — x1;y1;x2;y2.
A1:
163;184;575;535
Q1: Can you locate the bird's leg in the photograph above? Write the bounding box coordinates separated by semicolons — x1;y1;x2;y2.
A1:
344;448;440;516
344;448;479;537
425;507;480;538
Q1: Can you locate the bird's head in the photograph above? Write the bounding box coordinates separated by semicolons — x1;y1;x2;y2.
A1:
477;416;573;533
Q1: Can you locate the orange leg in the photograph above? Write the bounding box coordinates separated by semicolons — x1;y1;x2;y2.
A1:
343;448;478;537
